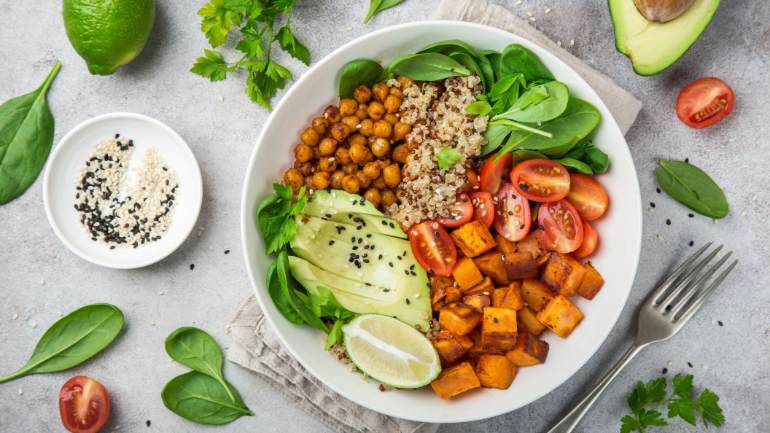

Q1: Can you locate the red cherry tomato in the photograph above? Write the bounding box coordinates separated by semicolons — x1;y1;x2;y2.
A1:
408;221;458;276
510;159;570;202
676;77;734;129
567;173;609;221
470;191;495;227
573;221;598;258
60;376;111;433
437;193;474;228
537;199;584;254
494;183;531;241
479;152;512;194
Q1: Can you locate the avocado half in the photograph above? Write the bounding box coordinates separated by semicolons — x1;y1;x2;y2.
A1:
609;0;720;75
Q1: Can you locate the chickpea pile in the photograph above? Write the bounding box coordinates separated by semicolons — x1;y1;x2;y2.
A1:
284;78;413;209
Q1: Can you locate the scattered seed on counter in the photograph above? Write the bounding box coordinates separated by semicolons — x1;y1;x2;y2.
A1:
649;202;656;208
689;240;694;247
662;367;668;374
224;249;231;255
666;219;671;225
687;361;693;368
718;320;724;327
656;187;661;194
190;264;195;270
145;420;151;427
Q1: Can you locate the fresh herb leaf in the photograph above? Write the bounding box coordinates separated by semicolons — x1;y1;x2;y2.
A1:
161;371;253;425
324;319;345;350
256;183;307;254
0;303;123;383
656;160;729;219
191;49;231;81
465;100;492;116
165;327;237;402
697;389;725;427
338;59;384;98
276;25;310;65
388;53;470;81
437;147;462;170
364;0;406;23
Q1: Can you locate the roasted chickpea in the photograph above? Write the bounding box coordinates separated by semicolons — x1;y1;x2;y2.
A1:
300;128;320;146
364;188;382;208
373;82;389;102
295;161;314;176
383;164;401;188
331;170;345;189
373;120;392;138
359;119;375;136
323;105;341;123
389;87;403;98
384;113;399;125
382;189;397;206
362;161;382;179
335;146;351;165
342;115;360;131
371;137;390;157
367;101;385;120
318;156;338;172
318;138;338;156
342;175;360;194
354;85;372;104
311;117;328;134
349;142;369;164
348;133;367;148
396;76;412;89
384;95;402;113
339;98;358;116
373;176;387;190
392;144;410;163
330;123;351;141
342;163;358;174
355;171;372;189
284;168;304;191
355;104;369;120
311;171;330;189
393;122;411;141
294;143;314;162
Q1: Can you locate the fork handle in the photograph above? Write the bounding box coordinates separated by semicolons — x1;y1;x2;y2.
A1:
545;343;646;433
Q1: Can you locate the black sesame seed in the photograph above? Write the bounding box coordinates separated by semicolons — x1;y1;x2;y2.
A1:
146;420;151;427
666;219;671;225
388;262;394;267
718;320;723;326
650;202;656;208
190;264;195;270
685;157;689;163
689;240;694;247
662;367;668;375
656;187;661;194
366;233;372;238
352;246;359;250
405;298;411;305
687;361;693;368
688;213;694;218
389;222;395;229
224;249;230;254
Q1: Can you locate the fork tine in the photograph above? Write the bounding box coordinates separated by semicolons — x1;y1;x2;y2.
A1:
674;259;738;324
649;242;713;305
669;251;733;319
656;245;722;310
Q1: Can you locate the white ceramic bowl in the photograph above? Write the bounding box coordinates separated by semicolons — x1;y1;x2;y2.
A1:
44;112;202;269
241;21;642;423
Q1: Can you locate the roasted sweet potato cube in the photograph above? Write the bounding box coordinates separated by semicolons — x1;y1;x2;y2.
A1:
503;252;539;280
432;330;474;364
445;286;463;303
452;257;484;290
475;354;517;389
495;234;518;255
451;220;496;258
521;279;556;311
542;253;586;297
467;329;485;359
577;262;604;300
516;230;549;265
506;332;550;366
439;303;482;335
495;282;524;310
465;277;495;296
480;307;518;353
431;275;453;292
430;362;481;399
463;293;491;312
536;295;584;338
517;306;546;336
474;252;510;285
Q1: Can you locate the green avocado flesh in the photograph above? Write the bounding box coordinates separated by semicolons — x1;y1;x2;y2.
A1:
302;190;406;238
609;0;720;75
289;214;431;331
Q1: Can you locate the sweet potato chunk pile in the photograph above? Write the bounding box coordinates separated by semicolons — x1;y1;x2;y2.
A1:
429;223;604;399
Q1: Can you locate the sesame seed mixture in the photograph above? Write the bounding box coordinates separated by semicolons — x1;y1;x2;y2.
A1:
386;75;488;227
74;135;179;248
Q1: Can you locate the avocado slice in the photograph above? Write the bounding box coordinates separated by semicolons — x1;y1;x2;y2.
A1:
609;0;720;75
302;189;406;238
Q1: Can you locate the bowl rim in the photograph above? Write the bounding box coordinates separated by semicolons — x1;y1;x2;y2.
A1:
43;111;203;269
240;20;642;422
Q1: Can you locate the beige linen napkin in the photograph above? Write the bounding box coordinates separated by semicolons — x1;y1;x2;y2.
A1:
226;1;642;432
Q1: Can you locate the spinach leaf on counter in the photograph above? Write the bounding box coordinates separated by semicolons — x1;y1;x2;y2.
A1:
0;303;124;383
162;371;253;425
339;59;384;98
0;61;61;205
388;53;471;81
256;183;308;254
656;160;728;219
364;0;406;24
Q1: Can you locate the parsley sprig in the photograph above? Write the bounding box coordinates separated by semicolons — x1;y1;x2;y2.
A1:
191;0;310;110
620;374;725;433
256;183;307;254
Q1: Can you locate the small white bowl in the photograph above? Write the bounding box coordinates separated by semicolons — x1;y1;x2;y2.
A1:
44;112;202;269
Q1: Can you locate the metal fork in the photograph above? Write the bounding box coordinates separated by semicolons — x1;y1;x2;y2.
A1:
546;243;738;433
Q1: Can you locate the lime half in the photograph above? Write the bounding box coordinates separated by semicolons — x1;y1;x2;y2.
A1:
343;315;441;388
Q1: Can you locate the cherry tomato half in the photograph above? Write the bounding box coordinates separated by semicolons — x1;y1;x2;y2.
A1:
510;159;570;202
494;183;531;241
437;193;474;228
470;191;495;227
409;221;458;276
567;173;609;221
60;376;111;433
676;77;734;129
479;152;512;194
537;199;584;254
573;221;598;258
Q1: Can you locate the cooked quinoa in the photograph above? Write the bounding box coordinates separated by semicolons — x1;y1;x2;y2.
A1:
387;75;488;226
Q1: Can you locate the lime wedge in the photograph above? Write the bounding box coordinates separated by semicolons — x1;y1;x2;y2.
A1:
343;314;441;388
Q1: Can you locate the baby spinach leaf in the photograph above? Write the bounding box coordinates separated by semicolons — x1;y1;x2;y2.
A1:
418;39;480;57
481;49;503;81
494;81;569;123
266;257;305;325
656;160;728;218
437;147;462;170
364;0;406;23
555;157;593;174
165;327;236;402
162;371;253;425
500;44;554;83
509;149;547;164
256;183;307;254
338;59;384;98
0;303;124;383
273;250;329;333
388;53;470;81
0;61;61;205
448;51;486;90
482;122;514;155
560;141;610;174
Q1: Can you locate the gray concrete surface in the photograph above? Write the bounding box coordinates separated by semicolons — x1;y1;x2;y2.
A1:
1;1;768;432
